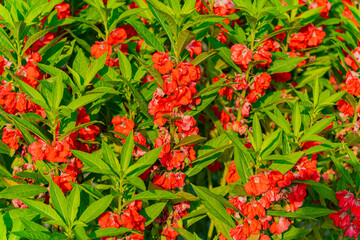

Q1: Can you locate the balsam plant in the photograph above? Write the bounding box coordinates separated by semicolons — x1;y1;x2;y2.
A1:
0;0;360;239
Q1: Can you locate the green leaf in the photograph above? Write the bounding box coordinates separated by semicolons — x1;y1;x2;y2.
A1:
207;36;242;73
121;131;134;171
233;145;252;184
73;226;89;240
260;129;282;159
6;113;49;143
67;185;80;224
0;184;47;199
122;77;153;119
50;181;68;225
53;76;64;109
109;8;145;32
71;150;112;174
117;50;132;80
268;57;308;74
252;114;262;151
83;53;107;89
141;202;167;226
186;81;222;116
293;102;301;137
176;30;195;59
126;17;165;52
295;180;337;204
268;152;304;174
173;228;195;240
136;57;164;86
0;45;16;64
148;3;175;52
0;214;6;240
344;145;360;172
192;50;219;66
20;198;64;224
88;228;130;239
102;141;121;176
265;108;291;135
12;231;50;240
174;135;207;149
192;184;235;228
181;0;196;15
21;27;57;56
14;77;49;110
331;154;355;186
129;190;180;202
125;147;162;177
301;117;333;142
20;218;49;233
79;195;113;224
127;177;146;191
282;227;311;240
67;93;105;111
225;129;254;183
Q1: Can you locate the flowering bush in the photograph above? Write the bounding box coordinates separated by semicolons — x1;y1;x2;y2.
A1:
0;0;360;239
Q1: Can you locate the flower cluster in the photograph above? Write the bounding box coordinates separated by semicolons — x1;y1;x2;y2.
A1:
329;190;360;239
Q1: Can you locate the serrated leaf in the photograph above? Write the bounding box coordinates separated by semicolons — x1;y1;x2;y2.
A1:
0;184;47;199
126;17;165;52
192;184;235;228
121;131;134;171
129;190;180;202
50;181;68;225
79;195;113;223
141;202;167;226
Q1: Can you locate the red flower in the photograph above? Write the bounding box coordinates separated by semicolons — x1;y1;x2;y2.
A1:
98;211;123;229
351;200;360;218
17;62;44;88
309;0;332;18
153;172;185;189
233;74;248;90
330;209;351;229
269;217;290;235
343;71;360;96
337;190;355;209
343;1;359;27
28;139;50;161
152;52;174;75
121;208;146;232
277;171;294;188
345;225;359;239
225;161;240;183
2;127;22;150
253;49;272;68
160;150;186;170
112;116;135;138
230;44;253;71
91;41;112;59
337;99;354;117
47;141;72;163
345;47;360;71
186;40;202;60
274;26;286;42
171;62;201;86
244;201;266;219
52;173;75;193
244;173;271;196
108;28;127;45
230;223;250;240
207;160;222;172
253;73;272;94
55;3;72;19
0;55;10;76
